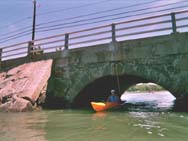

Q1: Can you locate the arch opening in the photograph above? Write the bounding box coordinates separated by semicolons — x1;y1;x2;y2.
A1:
73;75;175;111
73;74;174;110
121;83;176;111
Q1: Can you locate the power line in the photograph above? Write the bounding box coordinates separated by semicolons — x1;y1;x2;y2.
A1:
0;0;160;37
0;0;186;43
0;29;32;41
1;4;187;44
36;0;161;26
0;26;32;37
36;4;188;32
2;0;185;38
0;16;32;30
0;32;31;44
36;0;187;30
0;0;112;31
37;0;113;16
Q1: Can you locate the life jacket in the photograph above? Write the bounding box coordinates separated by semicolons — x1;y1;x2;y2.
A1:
108;95;119;102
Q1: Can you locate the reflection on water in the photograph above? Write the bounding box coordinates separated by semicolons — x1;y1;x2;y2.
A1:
0;111;47;141
130;112;166;137
121;91;176;111
0;110;188;141
0;92;188;141
92;112;107;119
91;112;107;132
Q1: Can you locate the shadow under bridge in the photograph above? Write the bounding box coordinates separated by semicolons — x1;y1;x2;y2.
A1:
73;74;151;108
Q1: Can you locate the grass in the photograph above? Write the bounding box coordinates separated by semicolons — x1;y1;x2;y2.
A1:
127;83;164;92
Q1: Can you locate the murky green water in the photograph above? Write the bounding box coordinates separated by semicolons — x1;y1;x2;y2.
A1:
0;110;188;141
0;92;188;141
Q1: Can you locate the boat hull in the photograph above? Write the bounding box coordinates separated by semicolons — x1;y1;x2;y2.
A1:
91;102;120;112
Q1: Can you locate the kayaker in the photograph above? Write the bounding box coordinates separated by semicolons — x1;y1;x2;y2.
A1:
107;89;121;103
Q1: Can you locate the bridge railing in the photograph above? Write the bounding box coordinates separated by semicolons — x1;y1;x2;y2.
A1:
1;41;28;61
1;9;188;61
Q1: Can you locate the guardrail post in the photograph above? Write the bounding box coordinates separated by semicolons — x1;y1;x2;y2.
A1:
111;24;116;43
0;48;2;69
171;13;177;33
64;34;69;50
28;41;33;55
0;48;2;62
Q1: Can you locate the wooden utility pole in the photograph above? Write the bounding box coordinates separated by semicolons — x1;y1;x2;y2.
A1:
32;0;36;41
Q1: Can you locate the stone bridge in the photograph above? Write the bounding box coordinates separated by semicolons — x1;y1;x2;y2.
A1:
2;32;188;108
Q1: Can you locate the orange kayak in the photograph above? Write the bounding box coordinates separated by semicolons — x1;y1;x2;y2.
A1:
91;102;120;112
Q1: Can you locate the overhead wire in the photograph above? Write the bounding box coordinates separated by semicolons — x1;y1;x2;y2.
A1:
36;0;160;26
0;0;178;38
0;29;32;41
36;1;188;30
1;6;186;44
0;33;32;44
0;26;32;37
1;5;187;44
0;0;113;35
0;0;160;37
0;0;187;43
36;3;188;32
0;0;114;43
0;16;32;30
36;0;114;16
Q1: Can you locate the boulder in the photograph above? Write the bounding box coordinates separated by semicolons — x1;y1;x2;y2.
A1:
0;96;33;112
0;59;53;112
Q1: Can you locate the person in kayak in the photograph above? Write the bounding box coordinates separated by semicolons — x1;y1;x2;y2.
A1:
107;89;121;103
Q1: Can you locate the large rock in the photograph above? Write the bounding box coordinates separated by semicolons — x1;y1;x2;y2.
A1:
0;96;33;112
0;59;53;112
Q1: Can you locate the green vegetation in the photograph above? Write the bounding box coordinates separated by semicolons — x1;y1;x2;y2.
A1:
127;83;164;92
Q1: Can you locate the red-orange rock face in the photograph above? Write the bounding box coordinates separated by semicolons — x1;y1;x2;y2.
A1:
0;59;53;112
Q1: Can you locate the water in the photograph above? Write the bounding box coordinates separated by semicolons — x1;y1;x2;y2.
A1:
0;110;188;141
0;92;188;141
121;91;176;111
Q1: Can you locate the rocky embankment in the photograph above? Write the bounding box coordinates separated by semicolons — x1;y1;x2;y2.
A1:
0;59;53;112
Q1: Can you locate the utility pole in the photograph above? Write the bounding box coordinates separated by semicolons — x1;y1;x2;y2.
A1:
32;0;36;41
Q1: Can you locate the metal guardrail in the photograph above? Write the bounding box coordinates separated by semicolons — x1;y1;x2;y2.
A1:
1;10;188;61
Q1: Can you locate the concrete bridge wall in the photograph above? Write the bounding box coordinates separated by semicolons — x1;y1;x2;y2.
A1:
50;32;188;105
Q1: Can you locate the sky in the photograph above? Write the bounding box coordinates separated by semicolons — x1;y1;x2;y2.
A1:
0;0;187;58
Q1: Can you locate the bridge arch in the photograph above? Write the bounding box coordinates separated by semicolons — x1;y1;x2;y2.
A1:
47;32;188;108
67;62;172;107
